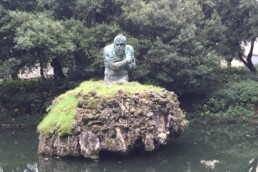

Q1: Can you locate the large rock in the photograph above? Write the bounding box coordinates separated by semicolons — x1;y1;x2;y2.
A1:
38;81;188;160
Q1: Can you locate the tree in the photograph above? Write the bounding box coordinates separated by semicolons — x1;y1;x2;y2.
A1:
212;0;258;72
117;0;223;94
0;5;26;79
11;12;75;79
37;0;123;26
35;0;125;80
61;19;121;80
0;0;38;12
0;58;21;80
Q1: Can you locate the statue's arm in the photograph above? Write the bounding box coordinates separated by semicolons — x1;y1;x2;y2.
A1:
104;46;116;69
105;56;128;71
125;45;136;69
112;58;129;70
113;46;136;69
104;45;135;70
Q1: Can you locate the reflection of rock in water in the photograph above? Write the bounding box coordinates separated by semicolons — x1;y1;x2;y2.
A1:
145;167;156;172
38;86;188;160
37;156;160;172
37;156;117;172
200;159;220;169
25;163;38;172
38;157;91;172
0;163;38;172
248;158;258;172
0;128;38;172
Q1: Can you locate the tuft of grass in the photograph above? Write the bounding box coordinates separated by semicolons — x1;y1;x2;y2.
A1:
37;81;162;136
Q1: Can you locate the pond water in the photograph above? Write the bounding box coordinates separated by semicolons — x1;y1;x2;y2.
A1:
0;124;258;172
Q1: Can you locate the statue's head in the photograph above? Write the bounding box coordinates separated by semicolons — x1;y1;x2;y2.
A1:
114;34;126;56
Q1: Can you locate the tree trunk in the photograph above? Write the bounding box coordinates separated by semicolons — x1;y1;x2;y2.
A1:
238;39;256;73
11;72;18;80
50;58;65;80
39;60;46;80
226;58;233;67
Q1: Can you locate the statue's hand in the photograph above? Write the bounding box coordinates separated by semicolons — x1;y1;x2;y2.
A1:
125;55;132;63
111;63;119;70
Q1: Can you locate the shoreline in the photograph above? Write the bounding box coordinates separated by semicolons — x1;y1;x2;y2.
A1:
0;123;33;129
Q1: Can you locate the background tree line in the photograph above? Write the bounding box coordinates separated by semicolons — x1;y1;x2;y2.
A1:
0;0;258;123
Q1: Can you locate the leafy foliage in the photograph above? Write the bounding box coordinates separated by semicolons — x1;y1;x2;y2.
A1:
12;12;75;64
0;0;257;123
196;80;258;122
0;58;22;80
37;0;123;26
211;0;258;72
133;38;222;93
0;79;77;124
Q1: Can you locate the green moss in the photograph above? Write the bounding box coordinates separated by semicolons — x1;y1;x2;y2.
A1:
37;81;162;136
88;99;98;109
75;81;162;96
37;95;78;136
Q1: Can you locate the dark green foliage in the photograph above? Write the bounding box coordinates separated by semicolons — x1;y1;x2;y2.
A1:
119;0;227;94
0;5;20;71
12;12;75;66
37;0;124;26
0;0;256;87
0;0;257;124
0;58;22;80
211;0;258;72
64;23;122;81
195;80;258;122
0;79;78;124
133;38;222;94
0;0;38;12
0;11;77;79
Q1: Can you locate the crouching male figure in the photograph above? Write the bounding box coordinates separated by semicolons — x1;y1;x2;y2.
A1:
103;34;136;83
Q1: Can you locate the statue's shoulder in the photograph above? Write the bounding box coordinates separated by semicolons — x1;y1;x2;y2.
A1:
125;45;134;53
104;44;114;53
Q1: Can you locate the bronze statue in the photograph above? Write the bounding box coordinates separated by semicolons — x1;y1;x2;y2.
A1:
103;34;136;83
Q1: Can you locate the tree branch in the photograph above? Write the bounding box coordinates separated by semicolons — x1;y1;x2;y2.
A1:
238;52;248;66
247;38;255;61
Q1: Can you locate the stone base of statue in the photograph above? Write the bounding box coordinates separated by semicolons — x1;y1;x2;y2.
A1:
37;81;188;161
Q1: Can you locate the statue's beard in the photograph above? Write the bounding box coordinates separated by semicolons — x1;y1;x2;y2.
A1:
115;47;125;57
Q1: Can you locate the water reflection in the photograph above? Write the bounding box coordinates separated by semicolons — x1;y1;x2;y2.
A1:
0;125;258;172
37;151;176;172
248;158;258;172
0;128;38;172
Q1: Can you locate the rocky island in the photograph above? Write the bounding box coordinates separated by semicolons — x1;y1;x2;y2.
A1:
37;81;188;160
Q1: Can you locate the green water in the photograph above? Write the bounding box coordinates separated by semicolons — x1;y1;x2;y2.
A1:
0;124;258;172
